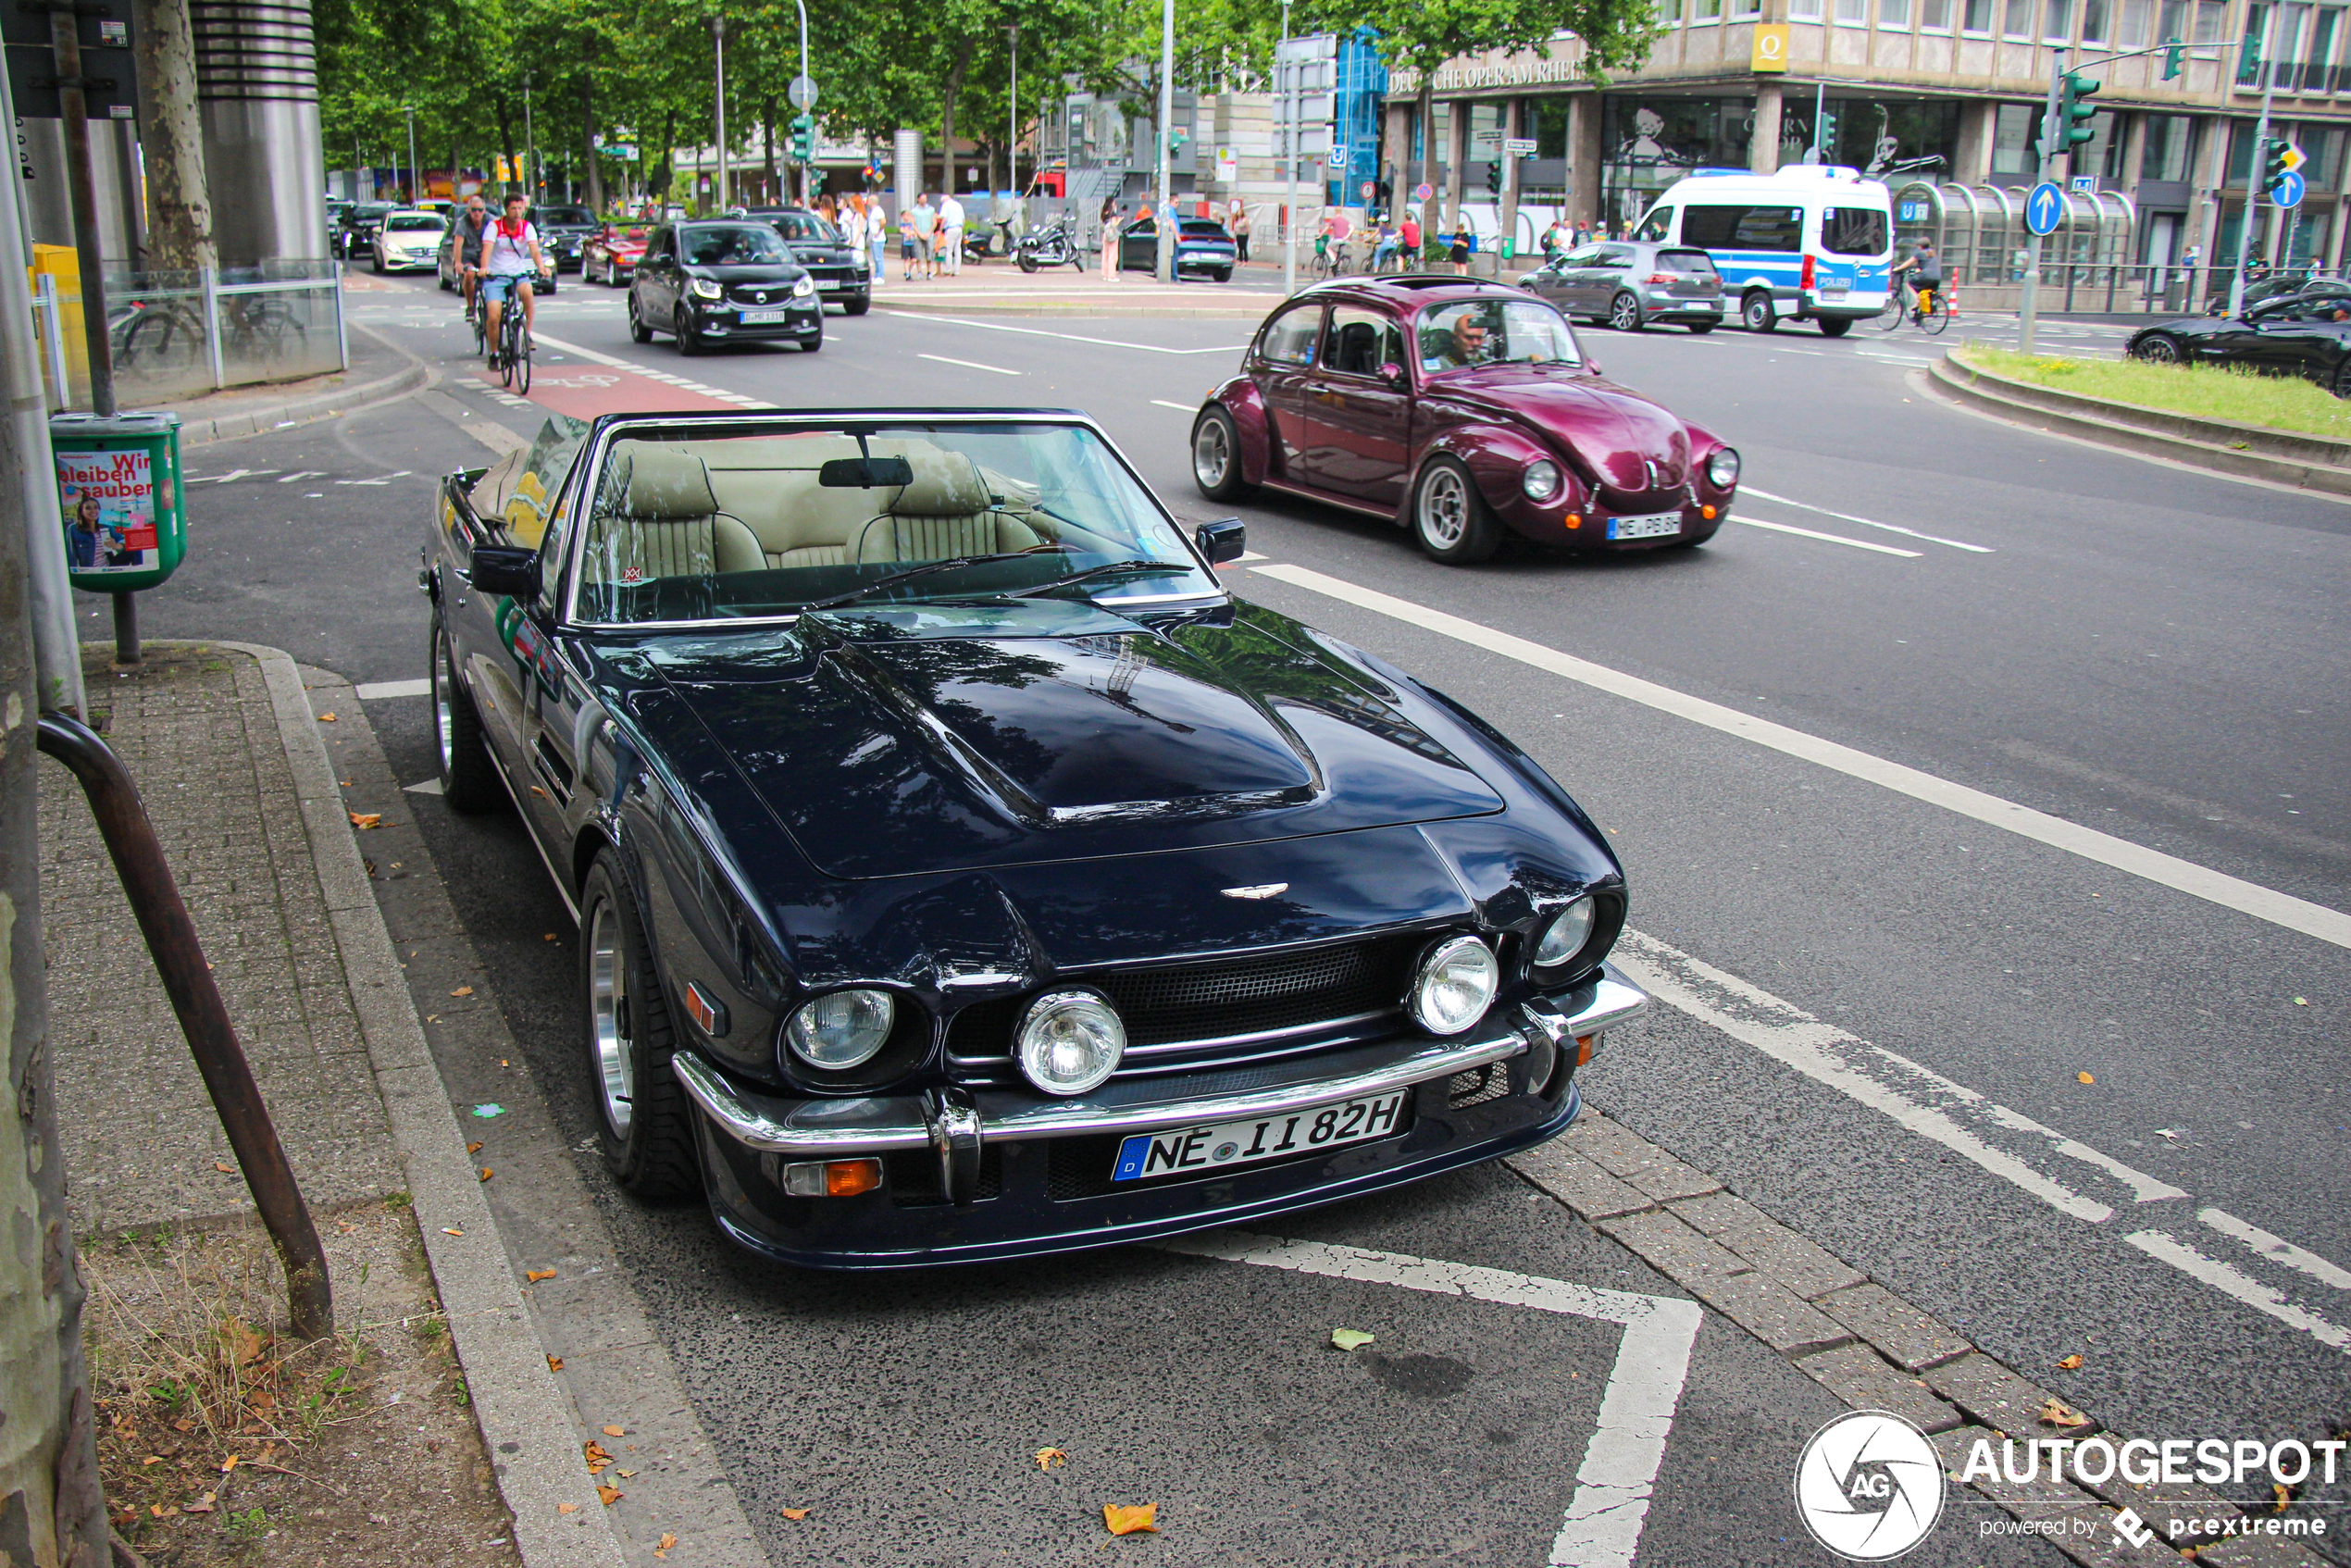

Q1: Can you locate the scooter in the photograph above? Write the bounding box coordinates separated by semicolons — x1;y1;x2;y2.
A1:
1016;212;1086;272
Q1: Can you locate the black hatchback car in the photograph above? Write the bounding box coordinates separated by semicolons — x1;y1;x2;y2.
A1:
627;220;824;355
530;203;602;272
2129;289;2351;396
422;408;1647;1268
743;206;872;314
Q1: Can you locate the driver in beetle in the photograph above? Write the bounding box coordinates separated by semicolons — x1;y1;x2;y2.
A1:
1424;308;1493;371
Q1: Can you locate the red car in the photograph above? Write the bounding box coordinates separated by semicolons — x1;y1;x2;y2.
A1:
1192;278;1740;565
583;222;653;287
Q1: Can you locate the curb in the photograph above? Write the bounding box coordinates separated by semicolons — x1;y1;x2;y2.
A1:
1511;1114;2333;1567
207;639;628;1568
1927;354;2351;499
875;295;1266;320
170;322;431;447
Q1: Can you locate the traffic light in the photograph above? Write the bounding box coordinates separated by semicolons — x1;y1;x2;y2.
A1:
2059;70;2101;148
2239;31;2262;81
1166;126;1188;155
790;114;815;162
1485;158;1502;195
2263;136;2305;196
2160;36;2185;79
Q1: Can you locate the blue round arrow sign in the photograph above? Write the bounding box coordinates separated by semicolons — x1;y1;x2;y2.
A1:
2275;169;2307;209
2025;181;2065;236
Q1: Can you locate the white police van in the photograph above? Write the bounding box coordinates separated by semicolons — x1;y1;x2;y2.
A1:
1629;167;1894;337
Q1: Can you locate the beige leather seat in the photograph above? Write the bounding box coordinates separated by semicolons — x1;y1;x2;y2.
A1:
850;449;1041;563
581;447;763;585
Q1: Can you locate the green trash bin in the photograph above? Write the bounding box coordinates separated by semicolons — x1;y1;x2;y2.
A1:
51;410;186;594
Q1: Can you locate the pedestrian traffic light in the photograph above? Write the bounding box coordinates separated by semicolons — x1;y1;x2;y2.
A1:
790;115;815;162
2059;70;2101;148
2160;36;2185;79
2263;136;2305;196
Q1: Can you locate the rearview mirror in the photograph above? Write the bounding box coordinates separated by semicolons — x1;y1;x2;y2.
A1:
469;543;540;598
1195;518;1246;565
819;455;915;489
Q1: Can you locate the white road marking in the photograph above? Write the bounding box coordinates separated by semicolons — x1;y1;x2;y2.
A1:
1162;1231;1701;1568
1735;516;1923;557
1738;487;1994;553
1246;564;2351;952
276;470;328;483
528;331;780;408
2198;1207;2351;1291
404;777;445;795
355;678;431;701
1151;399;1197;411
887;311;1250;355
2123;1232;2351;1350
1859;352;1937;367
184;467;278;484
916;352;1021;376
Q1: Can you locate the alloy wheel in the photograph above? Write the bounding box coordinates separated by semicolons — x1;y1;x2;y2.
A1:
587;898;634;1137
2135;334;2181;365
1193;417;1231;492
1610;292;1644;331
1418;465;1470;550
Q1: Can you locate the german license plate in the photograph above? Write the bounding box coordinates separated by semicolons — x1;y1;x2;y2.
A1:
1112;1090;1408;1183
1608;511;1683;541
1820;283;1850;301
740;308;789;324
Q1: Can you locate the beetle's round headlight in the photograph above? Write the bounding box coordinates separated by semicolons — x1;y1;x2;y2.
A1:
1523;460;1562;502
1705;447;1740;489
785;989;895;1069
1408;935;1499;1036
1014;989;1126;1096
1533;897;1597;970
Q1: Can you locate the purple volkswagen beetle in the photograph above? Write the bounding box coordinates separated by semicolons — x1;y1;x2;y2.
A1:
1191;277;1741;565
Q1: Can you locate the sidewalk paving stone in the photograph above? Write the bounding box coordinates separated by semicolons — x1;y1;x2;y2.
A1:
1790;1342;1964;1434
1819;1281;1973;1373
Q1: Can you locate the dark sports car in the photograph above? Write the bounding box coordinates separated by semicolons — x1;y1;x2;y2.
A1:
1193;278;1741;564
1119;217;1238;280
2131;290;2351;396
423;409;1647;1268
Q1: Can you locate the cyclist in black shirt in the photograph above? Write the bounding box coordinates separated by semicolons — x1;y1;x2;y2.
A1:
1892;239;1942;320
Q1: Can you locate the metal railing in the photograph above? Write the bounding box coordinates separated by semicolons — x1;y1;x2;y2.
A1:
30;258;348;410
1947;260;2327;316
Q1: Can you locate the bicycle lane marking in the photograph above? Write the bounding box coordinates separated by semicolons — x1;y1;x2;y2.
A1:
466;352;768;420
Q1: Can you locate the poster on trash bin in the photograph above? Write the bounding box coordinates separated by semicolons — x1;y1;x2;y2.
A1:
56;446;162;575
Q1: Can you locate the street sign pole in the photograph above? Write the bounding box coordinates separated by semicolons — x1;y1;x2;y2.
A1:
2227;10;2280;319
1281;7;1297;297
2019;47;2066;355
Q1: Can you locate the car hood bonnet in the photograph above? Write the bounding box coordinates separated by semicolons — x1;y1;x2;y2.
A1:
638;600;1507;879
1443;371;1694;494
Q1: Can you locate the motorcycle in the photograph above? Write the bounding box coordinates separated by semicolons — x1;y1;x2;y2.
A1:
1015;212;1086;273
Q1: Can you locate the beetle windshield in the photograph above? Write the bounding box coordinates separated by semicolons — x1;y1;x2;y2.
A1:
1416;299;1584;374
571;421;1217;625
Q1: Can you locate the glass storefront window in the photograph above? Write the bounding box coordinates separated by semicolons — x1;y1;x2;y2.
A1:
2141;114;2193;182
2302;9;2340;92
1521;97;1571;160
1599;97;1753;231
1993;102;2041;174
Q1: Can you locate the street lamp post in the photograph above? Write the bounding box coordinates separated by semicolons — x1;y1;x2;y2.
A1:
792;0;810;205
712;19;728;211
1155;0;1175;282
401;105;418;205
1007;25;1019;200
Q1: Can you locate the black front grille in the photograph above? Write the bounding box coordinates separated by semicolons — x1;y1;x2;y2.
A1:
946;931;1425;1074
884;1147;1004;1207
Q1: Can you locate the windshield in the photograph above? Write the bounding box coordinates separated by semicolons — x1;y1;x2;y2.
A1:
769;213;840;243
1416;299;1584;374
535;206;595;226
572;422;1215;626
1821;206;1890;257
604;225;650;243
386;215;443;231
353;205;393;219
680;225;792;266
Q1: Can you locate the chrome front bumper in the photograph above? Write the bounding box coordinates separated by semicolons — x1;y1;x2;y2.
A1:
671;964;1648;1171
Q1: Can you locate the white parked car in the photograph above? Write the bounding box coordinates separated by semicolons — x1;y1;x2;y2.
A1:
373;211;447;274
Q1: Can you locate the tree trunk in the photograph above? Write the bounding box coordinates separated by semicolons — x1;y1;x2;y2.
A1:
0;244;111;1568
939;41;975;193
763;98;777;205
493;92;516;195
579;75;603;211
132;0;214;271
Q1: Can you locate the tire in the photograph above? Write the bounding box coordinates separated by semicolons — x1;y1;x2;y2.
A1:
1878;292;1907;330
2132;332;2182;366
1018;252;1039;273
628;292;654;342
1818;317;1852;338
801;330;822;354
1921;302;1951;337
675;310;703;355
1687;322;1716;334
511;338;532;394
371;252;384;275
430;616;502;814
1608;292;1646;331
1213;268;1233;283
1411;456;1502;566
1191;405;1251;502
578;852;703;1201
2333;359;2351;399
1741;291;1776;332
844;295;870;316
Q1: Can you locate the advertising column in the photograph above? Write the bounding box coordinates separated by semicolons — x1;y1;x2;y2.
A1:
194;0;326;266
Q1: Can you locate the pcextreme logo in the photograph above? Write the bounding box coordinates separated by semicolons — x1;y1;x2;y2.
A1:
1793;1410;1947;1561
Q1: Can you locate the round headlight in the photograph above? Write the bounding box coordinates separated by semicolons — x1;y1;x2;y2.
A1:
1705;447;1741;489
1408;935;1499;1036
1533;897;1597;970
1014;989;1126;1097
785;989;895;1069
1523;460;1562;502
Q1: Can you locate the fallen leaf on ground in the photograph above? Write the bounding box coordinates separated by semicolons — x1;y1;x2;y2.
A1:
526;1269;557;1283
450;986;475;997
442;1227;464;1237
655;1534;678;1559
557;1502;578;1515
2154;1127;2182;1139
213;1161;233;1173
1036;1447;1068;1471
1103;1503;1159;1537
2294;997;2309;1006
2057;1354;2084;1370
2038;1397;2088;1428
348;812;380;829
183;1500;214;1514
603;1425;626;1437
220;1454;239;1474
2076;1072;2096;1084
1330;1328;1375;1351
616;1469;636;1478
544;933;559;941
466;1141;483;1154
547;1355;564;1372
2276;1484;2292;1512
780;1507;810;1521
479;1167;494;1181
584;1441;614;1475
318;712;336;722
597;1484;623;1506
141;1456;162;1466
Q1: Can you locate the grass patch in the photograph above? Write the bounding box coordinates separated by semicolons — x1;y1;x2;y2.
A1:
1957;343;2351;439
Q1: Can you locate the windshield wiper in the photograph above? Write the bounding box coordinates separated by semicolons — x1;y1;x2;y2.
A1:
998;560;1197;599
795;546;1073;614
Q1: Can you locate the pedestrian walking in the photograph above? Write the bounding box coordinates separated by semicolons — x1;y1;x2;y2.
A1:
1449;225;1473;275
1101;193;1122;281
939;188;966;276
1230;198;1251;263
902;196;932;280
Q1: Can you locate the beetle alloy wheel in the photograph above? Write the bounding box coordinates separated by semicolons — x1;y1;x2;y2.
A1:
588;898;635;1137
1418;465;1470;549
1193;416;1232;491
431;628;455;774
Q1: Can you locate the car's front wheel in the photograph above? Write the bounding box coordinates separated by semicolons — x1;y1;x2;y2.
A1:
2133;332;2183;366
801;330;823;353
628;292;653;342
430;616;502;814
1191;405;1251;502
2332;358;2351;399
675;310;703;355
1608;292;1645;331
1412;455;1502;566
579;852;702;1199
1741;291;1776;332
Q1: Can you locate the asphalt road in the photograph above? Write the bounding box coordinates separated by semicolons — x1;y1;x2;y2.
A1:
126;268;2350;1565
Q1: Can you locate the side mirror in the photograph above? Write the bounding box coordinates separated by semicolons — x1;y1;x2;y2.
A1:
469;543;541;598
1377;362;1404;385
1584;358;1603;378
1194;518;1246;565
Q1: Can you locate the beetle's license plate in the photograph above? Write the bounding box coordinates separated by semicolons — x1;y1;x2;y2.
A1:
1112;1091;1408;1182
1608;511;1683;541
740;308;790;323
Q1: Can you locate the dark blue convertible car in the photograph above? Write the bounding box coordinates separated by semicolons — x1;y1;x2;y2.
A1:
424;409;1647;1267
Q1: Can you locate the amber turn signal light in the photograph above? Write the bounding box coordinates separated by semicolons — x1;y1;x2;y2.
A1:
781;1158;883;1198
1564;513;1582;530
1575;1033;1598;1066
1700;504;1717;521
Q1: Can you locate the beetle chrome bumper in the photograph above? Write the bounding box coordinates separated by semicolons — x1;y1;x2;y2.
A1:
671;964;1648;1169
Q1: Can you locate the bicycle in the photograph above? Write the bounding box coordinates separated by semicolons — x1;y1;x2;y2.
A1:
113;290;307;374
464;268;487;357
1876;280;1952;335
488;275;540;394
